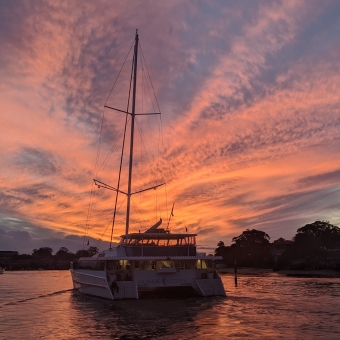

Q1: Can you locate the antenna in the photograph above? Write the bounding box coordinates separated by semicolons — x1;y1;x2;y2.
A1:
167;202;175;229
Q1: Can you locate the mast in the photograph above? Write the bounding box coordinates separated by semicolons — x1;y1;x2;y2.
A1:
126;29;139;235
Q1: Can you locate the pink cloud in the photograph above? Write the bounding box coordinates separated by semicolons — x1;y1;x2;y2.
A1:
0;1;340;252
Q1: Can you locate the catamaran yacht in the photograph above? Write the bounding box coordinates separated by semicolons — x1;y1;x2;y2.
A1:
70;30;226;300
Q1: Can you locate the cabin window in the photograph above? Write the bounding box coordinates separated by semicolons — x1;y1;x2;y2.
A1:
184;236;196;245
134;260;145;270
195;260;210;269
156;260;175;270
157;239;168;246
107;260;120;270
148;239;157;245
195;260;201;269
167;239;178;246
176;260;185;269
140;239;156;245
118;260;131;270
122;238;135;246
145;260;156;270
182;260;195;269
106;260;132;271
124;238;141;245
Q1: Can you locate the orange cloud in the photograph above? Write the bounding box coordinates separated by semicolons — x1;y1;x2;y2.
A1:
1;1;340;253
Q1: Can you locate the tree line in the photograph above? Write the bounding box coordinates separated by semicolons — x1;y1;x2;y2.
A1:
1;246;100;270
2;220;340;271
215;220;340;270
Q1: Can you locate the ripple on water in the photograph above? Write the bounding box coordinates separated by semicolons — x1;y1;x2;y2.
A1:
0;271;340;339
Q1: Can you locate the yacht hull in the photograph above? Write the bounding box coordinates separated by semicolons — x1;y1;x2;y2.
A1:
71;269;114;299
70;267;226;300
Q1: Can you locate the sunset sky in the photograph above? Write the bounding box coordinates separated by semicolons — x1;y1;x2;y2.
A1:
1;1;340;254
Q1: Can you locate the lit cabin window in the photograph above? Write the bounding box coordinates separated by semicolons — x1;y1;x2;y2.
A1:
156;260;175;269
118;260;131;270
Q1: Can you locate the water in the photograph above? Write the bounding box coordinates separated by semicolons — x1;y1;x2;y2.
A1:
1;271;340;339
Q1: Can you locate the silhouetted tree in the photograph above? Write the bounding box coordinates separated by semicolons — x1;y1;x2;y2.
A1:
55;247;75;260
294;220;340;250
273;237;289;244
32;247;53;258
75;246;99;258
232;229;270;247
277;221;340;270
215;241;229;263
231;229;271;266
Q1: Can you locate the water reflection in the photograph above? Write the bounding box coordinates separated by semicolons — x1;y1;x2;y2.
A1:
69;290;226;339
1;271;340;339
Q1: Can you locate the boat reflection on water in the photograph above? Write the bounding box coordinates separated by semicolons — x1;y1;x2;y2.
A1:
69;287;226;339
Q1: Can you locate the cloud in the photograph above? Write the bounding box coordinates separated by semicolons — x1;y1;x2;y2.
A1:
14;147;58;177
298;169;340;188
0;225;113;254
0;1;340;252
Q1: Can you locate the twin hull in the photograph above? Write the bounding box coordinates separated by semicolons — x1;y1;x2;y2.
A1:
70;267;226;300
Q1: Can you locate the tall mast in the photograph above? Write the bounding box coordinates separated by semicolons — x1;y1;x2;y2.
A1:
126;29;139;235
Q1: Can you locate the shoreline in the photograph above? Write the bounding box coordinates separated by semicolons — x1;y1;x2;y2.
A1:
217;267;340;277
2;267;340;277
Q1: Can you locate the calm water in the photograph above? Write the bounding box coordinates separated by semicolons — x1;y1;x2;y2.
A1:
1;271;340;339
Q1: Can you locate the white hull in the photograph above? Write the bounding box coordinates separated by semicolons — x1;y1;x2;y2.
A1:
70;267;226;300
71;269;114;299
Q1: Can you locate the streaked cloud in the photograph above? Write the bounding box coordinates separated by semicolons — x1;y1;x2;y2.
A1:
1;0;340;253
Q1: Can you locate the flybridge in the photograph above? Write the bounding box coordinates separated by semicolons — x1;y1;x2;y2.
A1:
120;232;197;256
118;217;197;256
